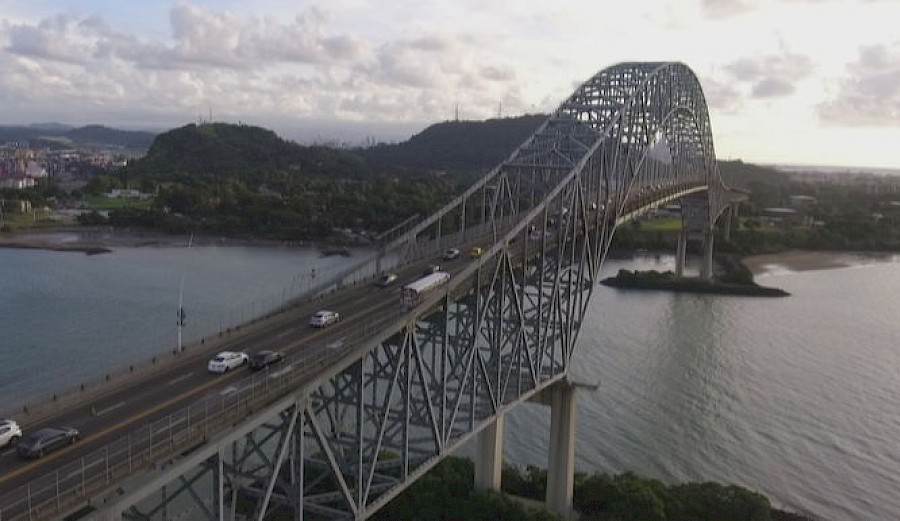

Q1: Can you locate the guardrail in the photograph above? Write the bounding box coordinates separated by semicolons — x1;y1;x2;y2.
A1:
0;312;397;521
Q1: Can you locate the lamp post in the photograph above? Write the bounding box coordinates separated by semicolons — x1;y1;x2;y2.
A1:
177;275;186;352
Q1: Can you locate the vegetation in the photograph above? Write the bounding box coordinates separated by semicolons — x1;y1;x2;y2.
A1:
76;122;476;240
372;457;560;521
358;114;546;172
371;457;788;521
82;195;154;211
600;269;790;297
9;116;899;255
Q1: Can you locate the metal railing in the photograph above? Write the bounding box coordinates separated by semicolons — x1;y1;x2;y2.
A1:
0;312;398;521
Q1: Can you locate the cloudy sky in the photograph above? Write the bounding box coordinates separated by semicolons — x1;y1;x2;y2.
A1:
1;0;899;169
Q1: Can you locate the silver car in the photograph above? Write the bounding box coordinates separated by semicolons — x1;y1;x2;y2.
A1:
0;419;22;448
309;310;340;327
207;351;249;373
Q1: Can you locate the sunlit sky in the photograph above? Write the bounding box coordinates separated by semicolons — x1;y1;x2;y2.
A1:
2;0;899;169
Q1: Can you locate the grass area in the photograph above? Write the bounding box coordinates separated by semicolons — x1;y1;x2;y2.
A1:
0;212;61;232
83;195;154;210
639;217;682;232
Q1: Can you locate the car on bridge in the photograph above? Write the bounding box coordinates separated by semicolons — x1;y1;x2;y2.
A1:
375;273;398;287
442;248;460;260
208;351;249;373
469;246;484;259
310;310;340;328
249;350;284;371
16;426;79;459
0;419;22;448
422;264;441;276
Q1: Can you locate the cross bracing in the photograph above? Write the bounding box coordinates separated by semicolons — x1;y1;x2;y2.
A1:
0;62;745;521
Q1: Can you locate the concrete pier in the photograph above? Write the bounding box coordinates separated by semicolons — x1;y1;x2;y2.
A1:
546;384;577;518
700;229;714;280
675;230;687;278
474;413;505;492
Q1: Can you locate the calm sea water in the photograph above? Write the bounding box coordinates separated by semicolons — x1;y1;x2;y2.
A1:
505;255;900;521
0;245;897;520
0;245;362;406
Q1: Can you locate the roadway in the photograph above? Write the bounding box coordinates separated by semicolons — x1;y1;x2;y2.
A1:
0;240;487;497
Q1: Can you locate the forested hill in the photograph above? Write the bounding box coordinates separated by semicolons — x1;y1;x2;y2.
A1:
358;114;547;171
126;122;372;182
0;124;155;150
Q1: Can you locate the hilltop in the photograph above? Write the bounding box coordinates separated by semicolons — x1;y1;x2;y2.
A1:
358;114;547;171
126;122;372;182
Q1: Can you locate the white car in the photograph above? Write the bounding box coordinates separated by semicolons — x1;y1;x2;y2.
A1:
310;310;340;327
207;351;249;373
0;419;22;448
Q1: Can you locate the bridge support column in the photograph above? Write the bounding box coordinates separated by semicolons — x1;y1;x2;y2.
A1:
674;230;687;278
474;413;505;491
546;383;577;518
700;229;714;280
723;206;734;242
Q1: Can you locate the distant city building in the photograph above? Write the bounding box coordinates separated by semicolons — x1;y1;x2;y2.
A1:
0;178;36;189
107;188;152;199
760;207;809;227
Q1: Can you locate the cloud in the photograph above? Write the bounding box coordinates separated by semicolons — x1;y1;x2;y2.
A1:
818;43;900;126
701;76;743;113
0;5;525;133
700;0;756;19
722;53;814;98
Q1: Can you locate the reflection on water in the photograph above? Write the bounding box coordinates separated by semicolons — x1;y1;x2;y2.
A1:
506;255;900;521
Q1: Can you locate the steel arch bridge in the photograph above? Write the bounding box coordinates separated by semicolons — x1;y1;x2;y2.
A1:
5;62;745;521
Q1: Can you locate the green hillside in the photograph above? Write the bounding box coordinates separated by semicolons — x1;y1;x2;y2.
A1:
127;122;372;183
358;114;547;171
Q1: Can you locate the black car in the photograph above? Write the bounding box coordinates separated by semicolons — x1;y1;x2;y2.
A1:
423;264;441;276
17;427;79;458
249;350;284;371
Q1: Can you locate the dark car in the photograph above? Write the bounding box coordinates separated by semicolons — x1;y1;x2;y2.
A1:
423;264;441;276
249;350;284;371
17;427;79;458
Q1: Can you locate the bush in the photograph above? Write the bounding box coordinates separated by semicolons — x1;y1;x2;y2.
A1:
668;482;771;521
575;472;668;521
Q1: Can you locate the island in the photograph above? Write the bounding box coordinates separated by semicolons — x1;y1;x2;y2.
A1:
600;259;790;297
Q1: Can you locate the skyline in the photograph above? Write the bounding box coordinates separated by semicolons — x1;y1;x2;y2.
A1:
1;1;899;169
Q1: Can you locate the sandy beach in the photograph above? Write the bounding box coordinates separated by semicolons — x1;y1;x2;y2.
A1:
742;250;899;275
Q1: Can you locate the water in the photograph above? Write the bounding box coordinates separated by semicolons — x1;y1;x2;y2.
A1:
504;255;900;520
1;245;897;520
0;245;362;406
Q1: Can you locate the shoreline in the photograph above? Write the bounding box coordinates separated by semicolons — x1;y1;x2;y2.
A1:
0;227;317;254
3;227;899;278
741;250;898;275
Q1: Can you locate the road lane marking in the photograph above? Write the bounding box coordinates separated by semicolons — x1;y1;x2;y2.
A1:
94;401;126;416
167;372;194;385
0;369;248;485
0;286;401;486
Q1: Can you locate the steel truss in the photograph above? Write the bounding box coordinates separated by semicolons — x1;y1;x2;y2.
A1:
9;62;744;521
